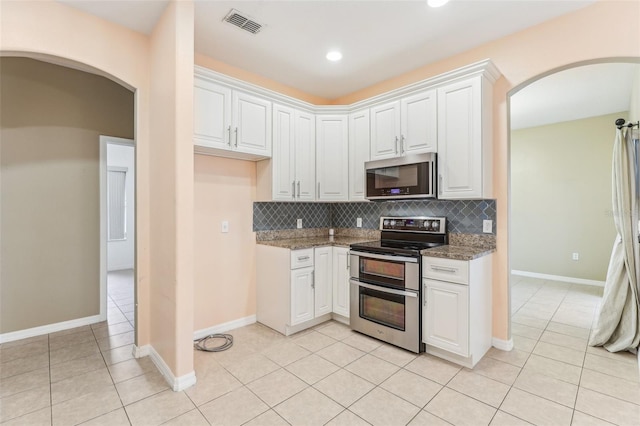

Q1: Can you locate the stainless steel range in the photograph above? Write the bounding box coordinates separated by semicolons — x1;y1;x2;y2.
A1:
349;216;447;353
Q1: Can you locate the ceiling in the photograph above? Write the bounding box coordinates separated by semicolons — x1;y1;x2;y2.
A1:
57;0;636;127
511;63;639;130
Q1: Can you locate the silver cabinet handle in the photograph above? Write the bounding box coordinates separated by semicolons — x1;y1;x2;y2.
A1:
234;127;238;147
394;136;399;154
400;134;405;155
311;271;315;289
439;174;443;195
292;181;296;199
297;256;310;261
431;266;457;273
346;254;350;269
297;181;301;198
317;182;320;197
423;283;427;307
227;125;231;146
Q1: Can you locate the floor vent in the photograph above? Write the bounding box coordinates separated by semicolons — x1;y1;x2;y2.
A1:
223;9;263;35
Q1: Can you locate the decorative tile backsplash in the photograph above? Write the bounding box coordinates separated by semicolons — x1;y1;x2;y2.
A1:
253;200;497;235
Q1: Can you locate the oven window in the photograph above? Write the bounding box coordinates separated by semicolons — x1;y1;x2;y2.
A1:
361;259;405;280
359;287;405;331
374;165;418;189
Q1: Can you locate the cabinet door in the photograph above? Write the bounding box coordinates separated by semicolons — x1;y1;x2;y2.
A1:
194;79;232;149
437;78;483;199
295;110;316;201
272;104;296;200
423;278;469;357
332;247;350;318
314;247;333;317
401;90;437;154
233;91;272;157
370;101;401;160
290;267;314;326
316;115;349;201
348;110;370;201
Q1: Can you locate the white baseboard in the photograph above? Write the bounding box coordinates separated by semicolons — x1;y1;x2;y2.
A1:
0;314;105;344
135;344;196;391
492;337;514;351
511;270;605;287
193;315;256;340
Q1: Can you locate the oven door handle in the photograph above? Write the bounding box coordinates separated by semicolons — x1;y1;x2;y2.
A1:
349;250;418;264
350;279;418;298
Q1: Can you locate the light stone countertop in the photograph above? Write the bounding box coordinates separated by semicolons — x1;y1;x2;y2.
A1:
255;229;495;260
421;245;495;260
256;236;377;250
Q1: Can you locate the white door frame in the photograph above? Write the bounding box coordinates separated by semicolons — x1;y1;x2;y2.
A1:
99;135;135;321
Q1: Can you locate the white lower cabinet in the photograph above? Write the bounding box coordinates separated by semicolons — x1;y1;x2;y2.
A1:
332;247;350;318
314;247;333;318
422;255;492;368
423;278;469;356
257;245;348;335
290;267;315;326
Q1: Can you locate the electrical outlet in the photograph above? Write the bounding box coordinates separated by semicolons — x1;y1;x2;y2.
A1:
572;252;579;261
296;218;303;229
356;217;363;228
482;220;493;233
221;220;229;233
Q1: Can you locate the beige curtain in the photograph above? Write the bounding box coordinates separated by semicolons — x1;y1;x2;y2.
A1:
589;127;640;352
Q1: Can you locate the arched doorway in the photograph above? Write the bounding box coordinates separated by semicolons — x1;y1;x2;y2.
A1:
0;55;139;347
503;59;640;420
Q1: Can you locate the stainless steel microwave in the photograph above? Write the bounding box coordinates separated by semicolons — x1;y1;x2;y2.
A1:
365;153;437;200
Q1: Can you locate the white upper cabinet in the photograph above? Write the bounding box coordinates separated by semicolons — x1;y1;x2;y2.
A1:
370;89;437;160
232;91;272;157
271;104;296;200
401;90;437;154
294;111;316;201
370;101;401;160
270;104;316;201
193;75;271;161
348;110;370;201
194;78;232;150
316;115;349;201
437;76;492;199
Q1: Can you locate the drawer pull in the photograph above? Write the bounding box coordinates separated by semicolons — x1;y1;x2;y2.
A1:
431;266;457;273
297;256;310;261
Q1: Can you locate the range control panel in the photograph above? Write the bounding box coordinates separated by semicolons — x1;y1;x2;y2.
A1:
380;216;446;234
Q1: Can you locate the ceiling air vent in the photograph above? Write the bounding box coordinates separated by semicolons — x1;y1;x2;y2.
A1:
223;9;263;35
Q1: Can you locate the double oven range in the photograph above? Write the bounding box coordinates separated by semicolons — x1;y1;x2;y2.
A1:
349;216;447;353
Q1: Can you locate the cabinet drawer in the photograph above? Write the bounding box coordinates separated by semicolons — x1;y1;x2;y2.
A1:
423;257;469;285
291;249;314;269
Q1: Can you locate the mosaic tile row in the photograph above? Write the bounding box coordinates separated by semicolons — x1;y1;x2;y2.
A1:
253;200;497;235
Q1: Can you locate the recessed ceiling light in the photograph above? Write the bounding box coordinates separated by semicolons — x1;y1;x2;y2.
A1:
326;50;343;62
428;0;450;7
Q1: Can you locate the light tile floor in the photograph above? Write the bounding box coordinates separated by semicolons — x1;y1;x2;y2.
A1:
1;275;639;425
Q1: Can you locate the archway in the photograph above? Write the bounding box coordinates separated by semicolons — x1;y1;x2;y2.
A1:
507;58;640;352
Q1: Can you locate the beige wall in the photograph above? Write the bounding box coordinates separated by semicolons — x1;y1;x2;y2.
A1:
511;113;622;281
0;57;134;333
631;67;640;120
194;155;257;331
148;0;195;378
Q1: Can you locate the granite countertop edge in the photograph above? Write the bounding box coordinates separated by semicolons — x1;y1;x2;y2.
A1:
421;245;496;260
256;236;375;250
256;236;495;260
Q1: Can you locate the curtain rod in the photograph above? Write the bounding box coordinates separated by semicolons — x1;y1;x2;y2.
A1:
615;118;640;130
